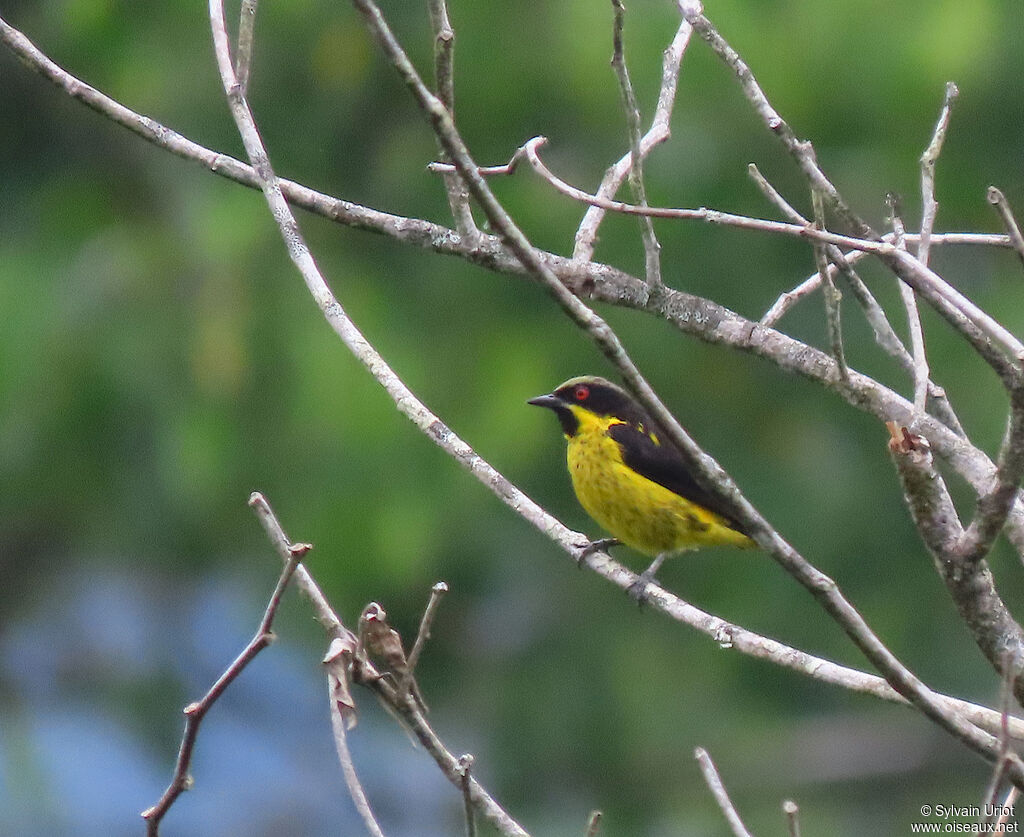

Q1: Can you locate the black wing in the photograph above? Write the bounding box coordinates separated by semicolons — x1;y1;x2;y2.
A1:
608;421;749;535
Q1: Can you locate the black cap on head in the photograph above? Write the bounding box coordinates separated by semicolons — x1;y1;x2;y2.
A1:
529;376;649;435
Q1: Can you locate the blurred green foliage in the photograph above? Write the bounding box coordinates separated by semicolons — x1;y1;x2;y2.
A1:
2;0;1024;834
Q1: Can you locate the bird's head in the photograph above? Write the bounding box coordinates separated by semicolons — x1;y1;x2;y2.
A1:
528;376;649;437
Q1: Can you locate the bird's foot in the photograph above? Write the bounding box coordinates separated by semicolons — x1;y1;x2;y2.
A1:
574;537;621;568
627;554;667;607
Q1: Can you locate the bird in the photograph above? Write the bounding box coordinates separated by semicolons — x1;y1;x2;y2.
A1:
528;375;754;601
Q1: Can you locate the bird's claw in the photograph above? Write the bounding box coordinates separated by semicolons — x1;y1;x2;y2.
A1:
627;554;666;606
574;537;621;568
627;572;655;607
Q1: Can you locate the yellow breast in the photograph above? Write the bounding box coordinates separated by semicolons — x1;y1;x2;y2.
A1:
564;410;752;556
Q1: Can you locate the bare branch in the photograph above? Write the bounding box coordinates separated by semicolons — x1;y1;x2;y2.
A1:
253;499;531;837
957;387;1024;564
526;136;889;251
141;493;308;835
401;580;449;696
235;0;258;98
694;748;754;837
457;754;477;837
5;11;1019;402
328;665;388;837
977;654;1019;833
811;185;848;382
610;0;662;286
889;193;931;420
678;3;1024;383
987;186;1024;268
576;18;692;261
888;425;1024;704
520;135;1024;376
752;164;902;360
678;0;873;240
342;0;1024;773
369;682;530;837
919;82;959;266
761;233;1013;326
426;0;477;240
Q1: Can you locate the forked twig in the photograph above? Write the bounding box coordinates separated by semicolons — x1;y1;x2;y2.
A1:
141;493;309;835
610;0;662;286
576;18;692;261
427;0;477;240
918;82;959;266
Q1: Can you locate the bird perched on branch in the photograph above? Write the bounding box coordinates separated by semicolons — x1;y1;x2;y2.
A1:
528;376;754;601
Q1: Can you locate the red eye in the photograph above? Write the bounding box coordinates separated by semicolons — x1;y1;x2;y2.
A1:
574;384;590;401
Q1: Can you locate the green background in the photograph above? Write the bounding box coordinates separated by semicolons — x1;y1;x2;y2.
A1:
2;0;1024;834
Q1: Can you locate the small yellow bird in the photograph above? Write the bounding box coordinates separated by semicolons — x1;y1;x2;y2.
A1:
529;376;754;599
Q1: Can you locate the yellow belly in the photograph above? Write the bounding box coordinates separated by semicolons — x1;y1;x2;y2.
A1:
566;427;753;556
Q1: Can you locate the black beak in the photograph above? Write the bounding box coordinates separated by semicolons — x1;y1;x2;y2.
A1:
527;393;560;409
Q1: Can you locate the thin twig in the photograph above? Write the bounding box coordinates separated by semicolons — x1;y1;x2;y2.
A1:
782;800;801;837
811;186;848;382
761;233;1013;326
458;754;477;837
918;82;958;267
987;187;1024;268
977;651;1018;832
747;163;803;223
679;0;873;240
751;163;900;357
329;674;388;837
889;193;930;420
426;0;477;240
748;169;918;395
610;0;662;286
254;498;530;837
680;3;1024;385
575;18;691;261
400;581;449;696
523;134;1024;376
141;493;309;835
235;0;258;98
694;748;754;837
956;387;1024;564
